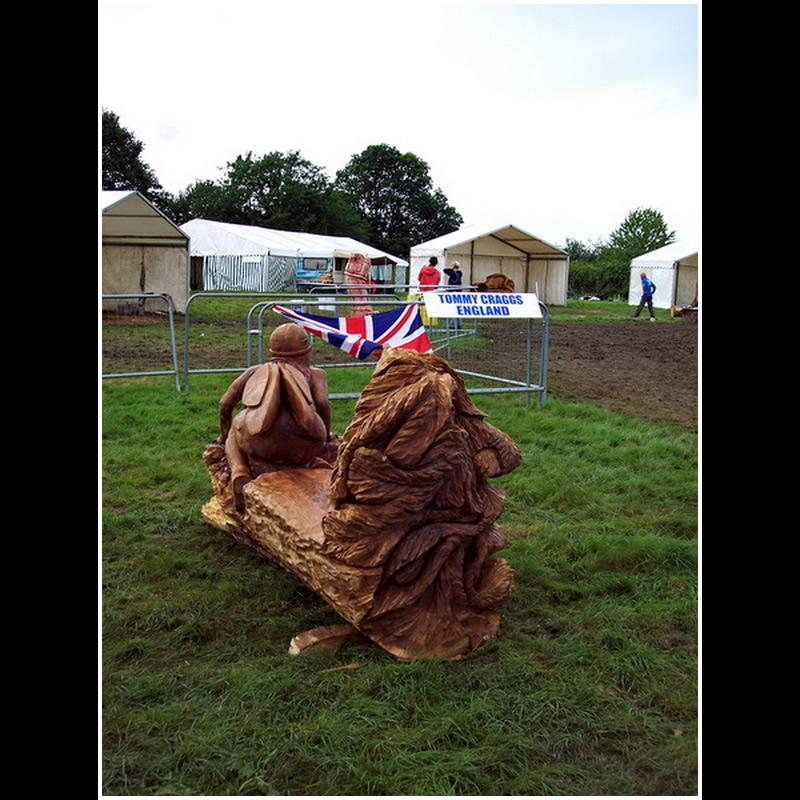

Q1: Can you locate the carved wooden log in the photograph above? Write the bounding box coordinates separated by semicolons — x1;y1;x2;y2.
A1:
344;253;373;316
202;348;522;661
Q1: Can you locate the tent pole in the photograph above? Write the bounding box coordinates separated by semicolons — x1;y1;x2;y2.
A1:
672;260;677;306
544;261;549;302
470;241;475;284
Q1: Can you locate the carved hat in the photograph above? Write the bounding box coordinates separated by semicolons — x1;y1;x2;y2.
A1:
269;323;312;358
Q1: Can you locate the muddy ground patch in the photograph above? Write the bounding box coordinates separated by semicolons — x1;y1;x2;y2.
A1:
545;321;698;431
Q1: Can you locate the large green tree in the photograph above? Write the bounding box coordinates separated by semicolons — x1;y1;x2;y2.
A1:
101;109;162;199
334;144;463;257
563;237;604;263
595;208;677;296
169;150;368;239
606;207;676;260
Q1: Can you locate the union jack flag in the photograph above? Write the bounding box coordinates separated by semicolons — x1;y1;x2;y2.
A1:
272;303;433;360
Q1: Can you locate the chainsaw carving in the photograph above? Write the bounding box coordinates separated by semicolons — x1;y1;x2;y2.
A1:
202;346;522;661
344;253;373;316
474;273;516;292
218;323;336;511
322;348;522;659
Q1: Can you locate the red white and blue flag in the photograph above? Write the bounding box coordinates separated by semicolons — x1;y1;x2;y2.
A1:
272;303;433;360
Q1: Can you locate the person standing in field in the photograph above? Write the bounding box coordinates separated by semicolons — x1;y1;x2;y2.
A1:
418;257;441;291
444;261;463;287
443;261;463;329
633;272;657;321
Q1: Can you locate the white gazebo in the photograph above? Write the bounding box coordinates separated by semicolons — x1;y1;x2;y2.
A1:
181;219;408;291
410;224;569;305
629;243;698;309
102;191;190;312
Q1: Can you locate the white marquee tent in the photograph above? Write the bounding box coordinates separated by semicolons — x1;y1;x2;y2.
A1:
181;219;408;291
410;224;569;305
102;191;190;312
629;243;698;310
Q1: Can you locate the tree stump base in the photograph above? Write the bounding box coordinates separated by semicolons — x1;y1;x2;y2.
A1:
201;464;386;642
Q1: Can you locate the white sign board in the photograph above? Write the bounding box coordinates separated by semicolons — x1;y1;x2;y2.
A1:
421;291;542;319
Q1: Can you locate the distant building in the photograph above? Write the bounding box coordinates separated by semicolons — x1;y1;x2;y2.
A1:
410;224;569;305
102;191;190;312
629;243;698;309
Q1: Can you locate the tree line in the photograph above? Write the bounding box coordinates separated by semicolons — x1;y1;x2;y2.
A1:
102;109;676;297
564;206;676;298
102;109;462;261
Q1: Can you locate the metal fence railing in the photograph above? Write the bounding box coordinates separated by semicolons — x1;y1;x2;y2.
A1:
181;292;288;389
101;294;181;391
103;288;549;406
226;292;549;406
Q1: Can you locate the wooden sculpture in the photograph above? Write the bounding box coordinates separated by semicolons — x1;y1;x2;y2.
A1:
473;273;516;292
344;253;373;316
218;323;337;511
202;345;522;661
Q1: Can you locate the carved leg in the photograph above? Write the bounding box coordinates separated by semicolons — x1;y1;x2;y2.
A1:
225;430;252;511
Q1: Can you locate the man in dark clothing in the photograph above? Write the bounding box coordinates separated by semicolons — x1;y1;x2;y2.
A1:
443;261;463;286
633;272;657;321
443;261;463;329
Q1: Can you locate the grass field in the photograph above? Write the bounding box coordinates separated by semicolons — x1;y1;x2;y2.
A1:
101;298;698;795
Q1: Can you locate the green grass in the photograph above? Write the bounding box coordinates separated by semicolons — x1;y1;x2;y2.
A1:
102;372;697;796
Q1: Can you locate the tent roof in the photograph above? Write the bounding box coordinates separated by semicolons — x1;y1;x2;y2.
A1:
631;242;698;268
410;223;567;258
181;219;408;266
101;191;188;245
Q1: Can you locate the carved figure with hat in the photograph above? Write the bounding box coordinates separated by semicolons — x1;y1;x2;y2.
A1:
218;323;332;510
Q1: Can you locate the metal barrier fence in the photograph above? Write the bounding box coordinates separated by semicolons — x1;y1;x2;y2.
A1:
182;292;309;390
101;294;181;391
103;288;549;406
182;289;548;405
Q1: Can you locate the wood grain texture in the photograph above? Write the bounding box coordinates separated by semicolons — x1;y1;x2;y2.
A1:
202;347;522;661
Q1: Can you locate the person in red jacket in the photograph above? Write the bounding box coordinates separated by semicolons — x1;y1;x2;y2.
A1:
418;257;441;291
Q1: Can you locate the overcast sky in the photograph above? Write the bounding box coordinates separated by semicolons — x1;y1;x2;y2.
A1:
98;1;700;251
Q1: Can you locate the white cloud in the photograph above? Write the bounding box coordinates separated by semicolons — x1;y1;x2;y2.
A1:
99;1;700;246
